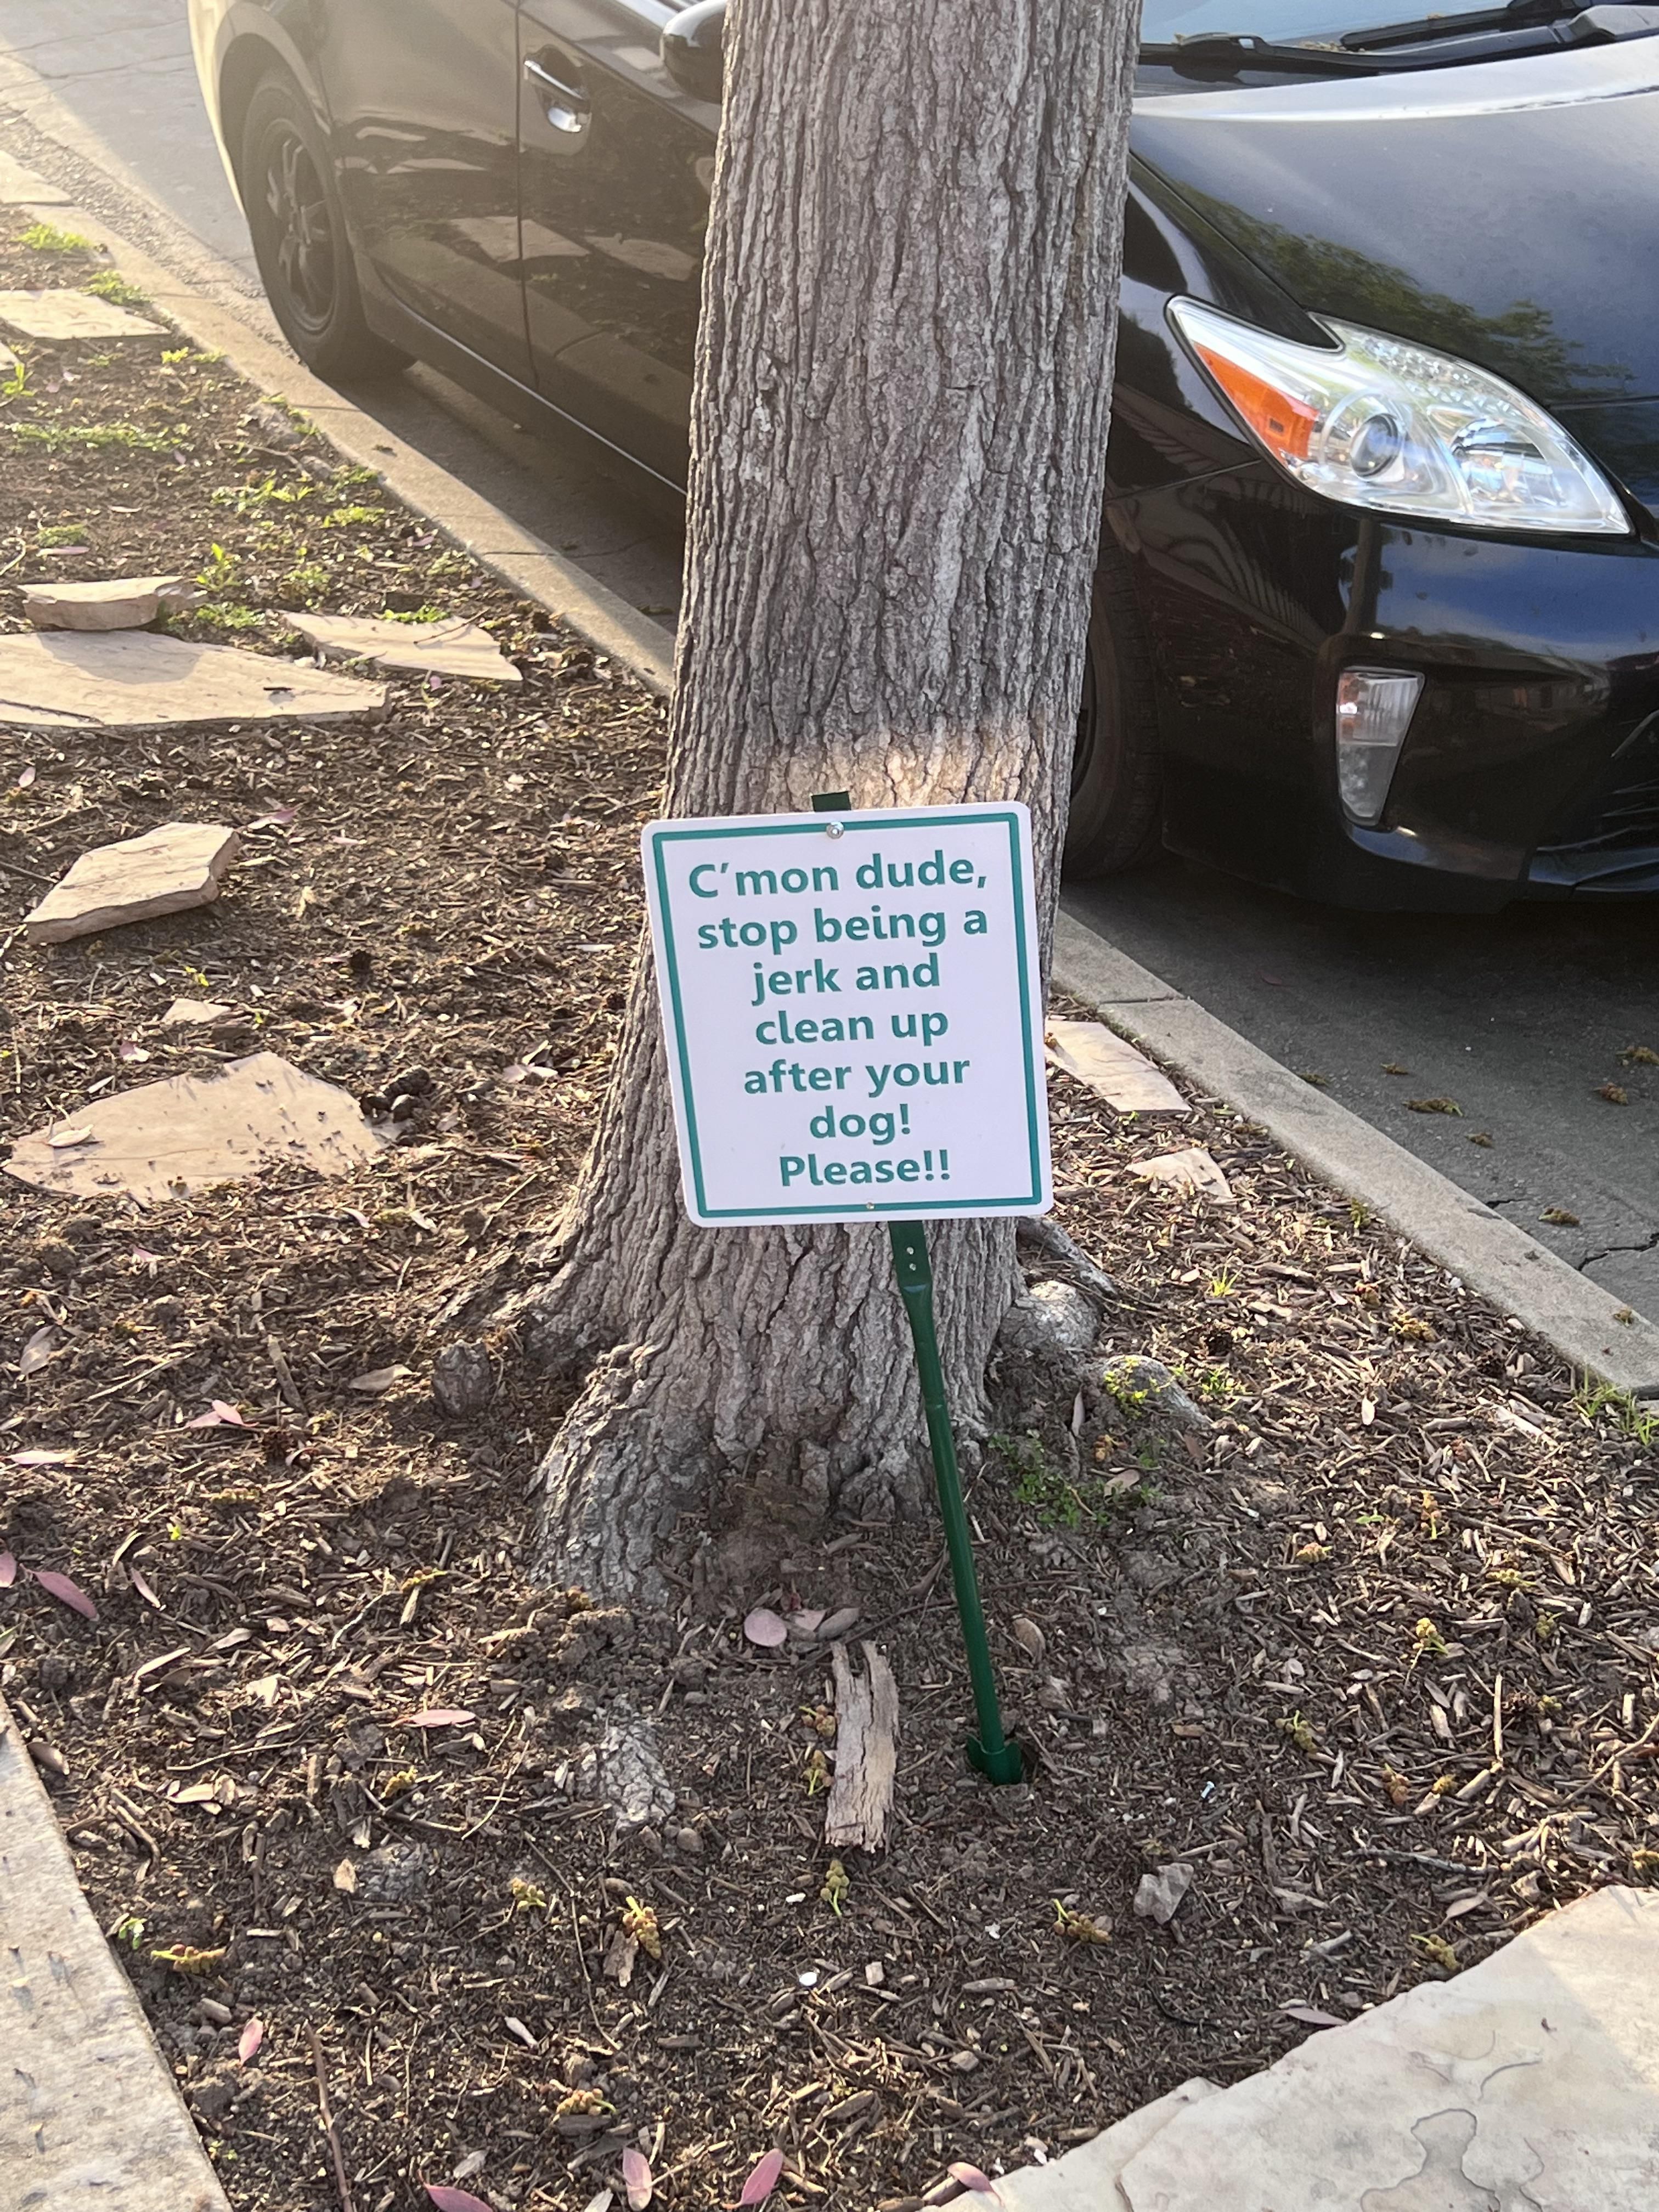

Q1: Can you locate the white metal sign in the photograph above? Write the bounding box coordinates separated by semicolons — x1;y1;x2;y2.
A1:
642;802;1052;1226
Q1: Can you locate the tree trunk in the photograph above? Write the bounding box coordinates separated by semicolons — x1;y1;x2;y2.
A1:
528;0;1138;1601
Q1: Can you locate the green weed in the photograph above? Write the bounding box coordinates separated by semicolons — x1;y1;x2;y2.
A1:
84;269;149;308
0;356;29;402
281;561;330;601
195;544;239;592
36;522;86;547
989;1430;1150;1530
193;603;262;633
9;421;177;454
322;504;381;528
1572;1381;1659;1449
380;603;446;624
211;474;314;515
19;221;94;254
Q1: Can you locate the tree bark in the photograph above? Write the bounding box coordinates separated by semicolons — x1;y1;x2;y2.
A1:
528;0;1139;1600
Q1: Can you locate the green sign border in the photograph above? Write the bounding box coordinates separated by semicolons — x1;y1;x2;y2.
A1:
648;810;1046;1221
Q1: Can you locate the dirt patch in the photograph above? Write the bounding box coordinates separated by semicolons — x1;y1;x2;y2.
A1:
2;218;1657;2212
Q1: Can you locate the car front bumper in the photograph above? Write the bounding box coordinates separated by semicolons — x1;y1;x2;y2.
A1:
1110;456;1659;910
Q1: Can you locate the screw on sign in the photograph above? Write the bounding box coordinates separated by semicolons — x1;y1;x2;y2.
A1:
640;791;1052;1783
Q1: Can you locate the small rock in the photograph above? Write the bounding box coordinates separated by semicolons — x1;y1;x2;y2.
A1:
949;2050;981;2073
354;1841;432;1905
1133;1862;1194;1925
188;2070;237;2125
23;574;195;632
431;1340;494;1419
674;1825;704;1857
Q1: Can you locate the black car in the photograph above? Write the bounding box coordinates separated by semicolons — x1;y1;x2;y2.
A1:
191;0;1659;908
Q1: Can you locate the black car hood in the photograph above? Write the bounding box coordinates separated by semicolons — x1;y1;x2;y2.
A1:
1131;41;1659;413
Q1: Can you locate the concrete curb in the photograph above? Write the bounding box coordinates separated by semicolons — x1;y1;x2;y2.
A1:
0;1694;233;2210
0;162;677;697
1054;910;1659;1397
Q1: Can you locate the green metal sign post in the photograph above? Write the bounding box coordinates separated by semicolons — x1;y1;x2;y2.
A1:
813;792;1022;1785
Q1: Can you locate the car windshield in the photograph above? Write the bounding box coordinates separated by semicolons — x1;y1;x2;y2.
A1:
1143;0;1497;38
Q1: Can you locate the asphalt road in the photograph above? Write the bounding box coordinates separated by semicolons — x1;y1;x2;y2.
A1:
0;0;685;622
3;8;1655;1328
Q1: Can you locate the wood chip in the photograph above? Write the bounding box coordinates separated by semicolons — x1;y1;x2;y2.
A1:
824;1640;899;1854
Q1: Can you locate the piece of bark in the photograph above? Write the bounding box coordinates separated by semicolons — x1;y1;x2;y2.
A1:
1045;1018;1187;1113
285;610;521;684
22;575;197;630
0;629;385;731
25;822;239;945
1127;1146;1234;1205
825;1640;899;1853
4;1051;388;1205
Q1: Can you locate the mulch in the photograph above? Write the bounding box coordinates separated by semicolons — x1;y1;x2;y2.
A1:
2;213;1657;2212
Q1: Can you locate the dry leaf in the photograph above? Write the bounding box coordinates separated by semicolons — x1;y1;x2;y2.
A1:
334;1859;358;1894
1280;2002;1343;2028
349;1364;410;1394
19;1325;57;1376
1009;1616;1046;1663
425;2191;492;2212
131;1567;161;1609
399;1707;477;1730
504;2015;538;2049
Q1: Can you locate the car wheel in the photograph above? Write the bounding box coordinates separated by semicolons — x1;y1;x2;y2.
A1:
1064;543;1164;877
240;72;409;383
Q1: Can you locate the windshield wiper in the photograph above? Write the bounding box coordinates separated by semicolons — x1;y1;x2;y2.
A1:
1138;31;1389;72
1344;0;1659;43
1139;0;1659;72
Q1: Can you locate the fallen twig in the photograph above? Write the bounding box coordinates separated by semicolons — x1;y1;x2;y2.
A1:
308;2024;356;2212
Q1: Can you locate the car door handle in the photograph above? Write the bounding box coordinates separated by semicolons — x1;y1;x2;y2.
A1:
524;53;589;133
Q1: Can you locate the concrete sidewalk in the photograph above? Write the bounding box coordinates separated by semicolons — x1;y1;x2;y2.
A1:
997;1886;1659;2211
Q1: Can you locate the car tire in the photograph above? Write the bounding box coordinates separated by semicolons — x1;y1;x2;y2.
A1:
240;72;410;383
1064;541;1165;877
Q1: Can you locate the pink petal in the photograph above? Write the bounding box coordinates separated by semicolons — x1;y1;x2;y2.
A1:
131;1568;161;1609
119;1042;151;1063
742;1607;788;1649
186;1401;252;1430
948;2165;1001;2198
622;2147;652;2209
0;1553;15;1588
400;1708;477;1730
10;1449;76;1467
238;2017;264;2064
425;2191;492;2212
33;1569;98;1622
737;2149;786;2207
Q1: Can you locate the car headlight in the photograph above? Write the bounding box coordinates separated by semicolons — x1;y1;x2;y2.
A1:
1169;297;1629;537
